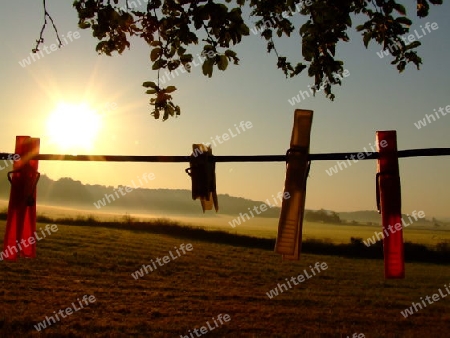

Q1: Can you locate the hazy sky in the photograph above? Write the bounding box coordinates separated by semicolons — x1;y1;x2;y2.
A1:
0;1;449;218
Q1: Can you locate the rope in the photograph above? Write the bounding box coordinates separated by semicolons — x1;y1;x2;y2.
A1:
0;148;449;163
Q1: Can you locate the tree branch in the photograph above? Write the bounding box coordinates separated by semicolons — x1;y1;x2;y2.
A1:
33;0;63;53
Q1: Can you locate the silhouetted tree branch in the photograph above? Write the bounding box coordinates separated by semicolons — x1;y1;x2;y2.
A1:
35;0;443;120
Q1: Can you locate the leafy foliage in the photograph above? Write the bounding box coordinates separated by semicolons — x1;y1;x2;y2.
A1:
68;0;443;120
142;81;180;120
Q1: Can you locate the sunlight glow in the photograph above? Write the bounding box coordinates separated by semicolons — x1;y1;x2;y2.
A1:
46;102;101;152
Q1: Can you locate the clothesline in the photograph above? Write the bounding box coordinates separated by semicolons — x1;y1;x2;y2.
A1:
0;147;449;162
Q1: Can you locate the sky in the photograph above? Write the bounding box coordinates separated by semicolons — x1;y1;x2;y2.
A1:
0;1;449;218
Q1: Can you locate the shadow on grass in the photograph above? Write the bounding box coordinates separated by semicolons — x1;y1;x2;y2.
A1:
0;211;448;265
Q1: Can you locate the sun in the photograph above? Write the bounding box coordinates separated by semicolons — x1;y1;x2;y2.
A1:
46;102;101;152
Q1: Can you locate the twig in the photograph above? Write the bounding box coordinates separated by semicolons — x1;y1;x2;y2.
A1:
33;0;63;53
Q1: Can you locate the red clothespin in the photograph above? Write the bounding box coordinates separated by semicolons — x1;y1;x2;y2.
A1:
185;144;218;212
2;136;40;261
275;110;313;260
376;130;404;279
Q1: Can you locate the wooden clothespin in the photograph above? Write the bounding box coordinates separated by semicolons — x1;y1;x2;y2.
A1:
275;110;313;260
376;130;405;279
3;136;40;261
185;144;218;212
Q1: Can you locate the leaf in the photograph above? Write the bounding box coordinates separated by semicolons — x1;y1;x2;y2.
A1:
164;105;174;120
168;60;180;71
397;61;406;72
299;22;310;36
143;81;158;89
393;4;406;15
165;86;177;93
146;89;157;94
180;54;193;62
202;59;214;77
152;59;165;70
225;49;236;58
239;23;250;36
363;32;371;48
355;24;364;32
217;55;228;71
150;48;161;61
395;17;412;26
406;41;421;50
79;21;91;29
291;63;306;77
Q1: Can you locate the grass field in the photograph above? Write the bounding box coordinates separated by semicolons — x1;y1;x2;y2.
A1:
1;218;450;337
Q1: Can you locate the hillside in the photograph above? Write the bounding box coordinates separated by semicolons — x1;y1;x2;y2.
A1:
0;174;281;217
0;175;444;226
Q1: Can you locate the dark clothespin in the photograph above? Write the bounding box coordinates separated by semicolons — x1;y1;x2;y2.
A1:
185;144;218;212
3;136;40;261
275;110;313;260
376;130;404;279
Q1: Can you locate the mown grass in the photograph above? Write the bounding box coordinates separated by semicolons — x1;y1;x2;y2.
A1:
0;217;450;337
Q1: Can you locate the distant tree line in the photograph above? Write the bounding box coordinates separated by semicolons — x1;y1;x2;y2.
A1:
304;209;341;224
